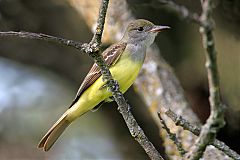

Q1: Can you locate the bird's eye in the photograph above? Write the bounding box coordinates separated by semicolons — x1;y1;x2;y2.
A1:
137;27;144;32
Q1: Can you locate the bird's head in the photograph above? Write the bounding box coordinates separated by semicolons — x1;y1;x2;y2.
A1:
122;19;170;47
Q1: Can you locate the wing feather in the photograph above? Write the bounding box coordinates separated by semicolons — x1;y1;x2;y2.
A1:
69;42;127;108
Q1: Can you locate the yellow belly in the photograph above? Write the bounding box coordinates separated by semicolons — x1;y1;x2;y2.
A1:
68;57;143;120
111;58;142;93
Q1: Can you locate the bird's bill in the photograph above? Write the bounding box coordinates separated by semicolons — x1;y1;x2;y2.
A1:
149;25;170;33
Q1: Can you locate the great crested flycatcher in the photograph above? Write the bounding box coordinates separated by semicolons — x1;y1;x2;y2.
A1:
38;19;169;151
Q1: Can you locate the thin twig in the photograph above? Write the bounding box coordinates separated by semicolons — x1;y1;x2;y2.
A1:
165;109;201;135
165;109;240;160
186;0;225;159
158;112;187;156
90;0;109;45
0;0;164;159
156;0;204;26
0;31;83;50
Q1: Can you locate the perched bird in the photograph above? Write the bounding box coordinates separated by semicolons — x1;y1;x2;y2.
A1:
38;19;169;151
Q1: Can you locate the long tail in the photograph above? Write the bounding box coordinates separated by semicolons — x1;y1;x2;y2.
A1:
38;112;71;151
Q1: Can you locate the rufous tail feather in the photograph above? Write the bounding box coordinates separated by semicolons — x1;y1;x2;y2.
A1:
38;112;70;151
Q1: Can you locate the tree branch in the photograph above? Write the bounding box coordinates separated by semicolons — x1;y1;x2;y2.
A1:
0;0;164;159
186;0;225;159
156;0;203;26
90;0;109;45
0;31;83;50
158;112;187;156
165;109;240;160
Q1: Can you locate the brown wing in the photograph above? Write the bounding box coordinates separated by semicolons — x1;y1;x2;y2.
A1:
69;42;127;108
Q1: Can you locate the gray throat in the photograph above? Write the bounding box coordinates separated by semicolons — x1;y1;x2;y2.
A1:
126;42;147;62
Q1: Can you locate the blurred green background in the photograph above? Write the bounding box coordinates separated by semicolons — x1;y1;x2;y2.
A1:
0;0;239;159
